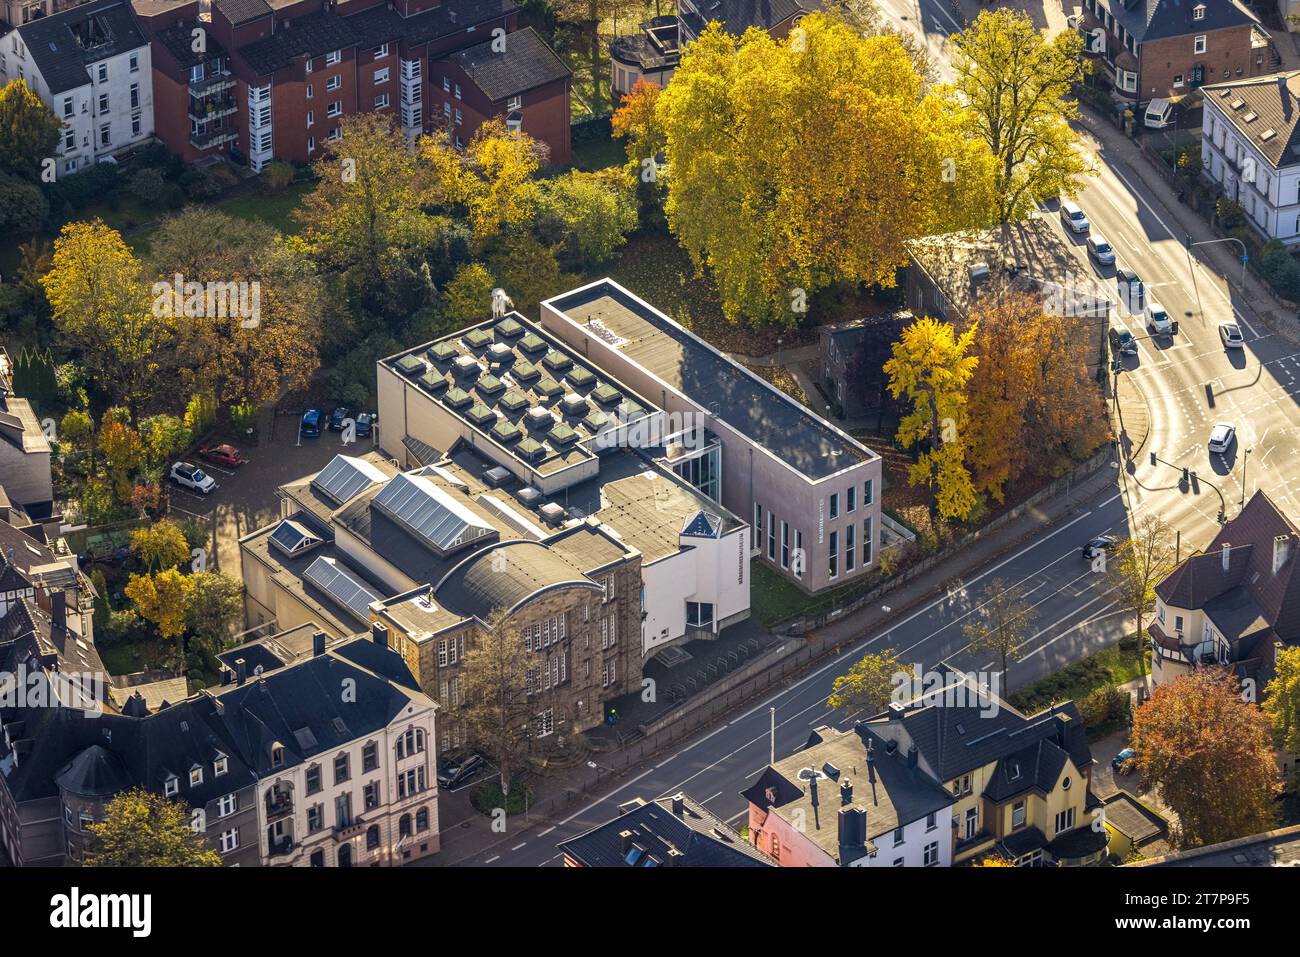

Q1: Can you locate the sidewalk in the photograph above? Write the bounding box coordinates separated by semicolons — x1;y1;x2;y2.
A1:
425;451;1126;866
1075;104;1300;347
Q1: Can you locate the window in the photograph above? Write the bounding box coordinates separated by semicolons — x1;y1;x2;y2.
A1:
829;531;839;579
364;782;379;810
1173;74;1184;88
416;808;429;832
847;486;856;513
794;530;804;579
129;83;139;109
766;512;775;560
218;793;237;817
129;52;139;72
863;517;873;566
1194;35;1206;55
334;753;350;785
454;108;462;126
219;828;239;853
98;92;109;114
753;502;762;540
62;96;72;117
306;110;314;127
442;77;450;92
893;857;904;867
829;493;839;520
845;523;855;573
131;113;141;137
686;602;714;628
926;812;937;831
1193;4;1205;21
366;825;381;850
164;776;179;797
1174;615;1184;633
863;479;873;506
326;75;341;91
272;745;285;768
1062;776;1072;792
454;83;462;100
507;94;522;111
98;63;108;83
306;83;314;99
1055;808;1075;834
770;833;780;861
1013;801;1026;829
326;50;342;66
780;521;790;569
964;807;978;840
306;764;322;795
892;827;905;846
79;811;95;832
535;708;555;737
923;841;939;866
374;43;389;58
64;130;75;151
327;101;343;118
374;67;390;84
307;804;324;832
362;742;378;773
305;56;313;73
335;793;353;829
1120;70;1137;93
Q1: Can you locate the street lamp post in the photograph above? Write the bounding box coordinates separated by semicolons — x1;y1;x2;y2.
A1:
1241;446;1253;510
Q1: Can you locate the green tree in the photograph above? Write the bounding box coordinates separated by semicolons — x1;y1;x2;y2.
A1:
535;170;638;265
1131;669;1278;848
963;578;1034;677
827;648;905;717
0;170;48;234
84;788;222;867
884;316;979;522
1264;645;1300;756
459;610;536;800
950;9;1092;224
124;568;194;640
129;520;191;572
138;414;190;468
184;572;243;652
486;232;570;311
443;262;497;325
0;78;61;180
1103;515;1176;696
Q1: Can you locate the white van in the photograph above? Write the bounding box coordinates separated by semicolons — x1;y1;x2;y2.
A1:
1144;98;1174;129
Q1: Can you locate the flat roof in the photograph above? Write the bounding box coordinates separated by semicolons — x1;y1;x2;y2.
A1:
382;312;661;479
546;280;875;481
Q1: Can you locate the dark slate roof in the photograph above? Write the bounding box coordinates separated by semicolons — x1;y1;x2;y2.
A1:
983;737;1071;802
238;8;362;75
155;20;228;70
54;744;131;798
1099;0;1258;45
434;540;598;621
16;0;148;95
213;0;272;26
346;0;520;51
1137;823;1300;867
449;27;570;101
1156;490;1300;643
682;0;810;38
1204;72;1300;170
559;793;773;866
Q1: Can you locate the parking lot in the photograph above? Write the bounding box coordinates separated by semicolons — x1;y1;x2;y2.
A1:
166;412;386;582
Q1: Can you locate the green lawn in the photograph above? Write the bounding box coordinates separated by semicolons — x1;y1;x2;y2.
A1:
572;132;625;172
1009;633;1148;716
750;561;878;627
125;182;312;255
99;637;172;677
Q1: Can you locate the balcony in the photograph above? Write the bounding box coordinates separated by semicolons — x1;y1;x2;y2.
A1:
268;836;295;858
335;815;366;839
190;126;239;150
189;95;237;123
189;69;235;98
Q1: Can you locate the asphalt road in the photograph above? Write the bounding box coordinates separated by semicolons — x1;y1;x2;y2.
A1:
466;479;1138;867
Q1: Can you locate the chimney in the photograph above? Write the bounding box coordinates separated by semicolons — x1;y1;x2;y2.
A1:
618;829;634;854
235;657;247;685
837;807;866;862
1222;541;1231;573
1054;712;1073;748
665;847;683;867
312;630;327;657
840;779;853;806
371;622;389;648
50;588;67;643
809;774;819;808
906;744;918;769
1274;535;1291;575
671;793;685;816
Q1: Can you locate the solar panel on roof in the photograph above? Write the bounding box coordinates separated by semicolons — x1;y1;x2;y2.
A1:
302;556;382;621
269;519;323;557
311;455;389;504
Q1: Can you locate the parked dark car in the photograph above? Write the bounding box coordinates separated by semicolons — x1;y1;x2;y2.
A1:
329;407;352;432
301;408;323;437
199;443;247;468
1112;748;1137;775
437;753;485;789
1109;327;1138;356
1082;535;1117;561
355;412;376;437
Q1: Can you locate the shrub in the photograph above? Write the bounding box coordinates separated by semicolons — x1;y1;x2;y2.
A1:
261;160;295;192
1258;241;1300;302
1077;684;1129;729
126;167;166;205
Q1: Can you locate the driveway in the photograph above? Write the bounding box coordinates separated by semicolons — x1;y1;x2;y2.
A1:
167;414;386;581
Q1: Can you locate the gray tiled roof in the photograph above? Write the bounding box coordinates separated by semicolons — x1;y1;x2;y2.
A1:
16;0;147;95
1204;72;1300;170
449;26;570;101
1098;0;1258;45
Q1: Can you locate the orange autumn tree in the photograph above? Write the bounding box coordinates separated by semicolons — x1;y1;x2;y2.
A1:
964;290;1108;501
1130;668;1278;848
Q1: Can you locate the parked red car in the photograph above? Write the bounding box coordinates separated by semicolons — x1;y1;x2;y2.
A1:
199;444;247;468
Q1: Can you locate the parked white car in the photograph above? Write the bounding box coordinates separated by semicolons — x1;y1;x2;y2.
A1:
170;461;217;494
1060;201;1090;234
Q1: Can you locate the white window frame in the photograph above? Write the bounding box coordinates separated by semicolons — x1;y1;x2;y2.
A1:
1194;35;1207;55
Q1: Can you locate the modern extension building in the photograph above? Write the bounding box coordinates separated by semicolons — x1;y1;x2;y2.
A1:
540;279;882;595
0;0;154;176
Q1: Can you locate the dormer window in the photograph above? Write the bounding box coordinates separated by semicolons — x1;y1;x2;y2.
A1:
326;50;342;66
164;775;179;797
189;765;204;787
1193;3;1205;20
271;745;285;768
214;754;228;777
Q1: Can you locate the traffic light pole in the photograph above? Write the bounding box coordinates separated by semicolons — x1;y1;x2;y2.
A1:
1148;450;1226;523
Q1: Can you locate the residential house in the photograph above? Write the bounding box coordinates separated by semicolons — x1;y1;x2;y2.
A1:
815;314;909;421
906;219;1112;380
1;0;96;27
1200;71;1300;246
1148;489;1300;687
0;0;154;177
1129;822;1300;866
0;349;52;513
540;278;882;595
742;724;956;867
559;792;773;866
1078;0;1270;105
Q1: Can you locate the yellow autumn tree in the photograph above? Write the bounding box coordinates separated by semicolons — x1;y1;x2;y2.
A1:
422;118;546;246
884;316;979;522
655;14;997;326
124;568;194;640
40;220;170;410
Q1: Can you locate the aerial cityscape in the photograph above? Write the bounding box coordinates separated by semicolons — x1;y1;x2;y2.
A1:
0;0;1294;920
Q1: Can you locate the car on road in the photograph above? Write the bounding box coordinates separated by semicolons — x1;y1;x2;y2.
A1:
1087;234;1116;266
355;412;376;437
1144;301;1172;336
1060;200;1090;234
1082;535;1117;561
1208;423;1236;455
301;408;323;437
329;407;352;432
1219;322;1245;349
1116;266;1144;313
198;443;247;468
437;752;485;789
170;461;217;494
1109;326;1138;356
1112;747;1137;774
